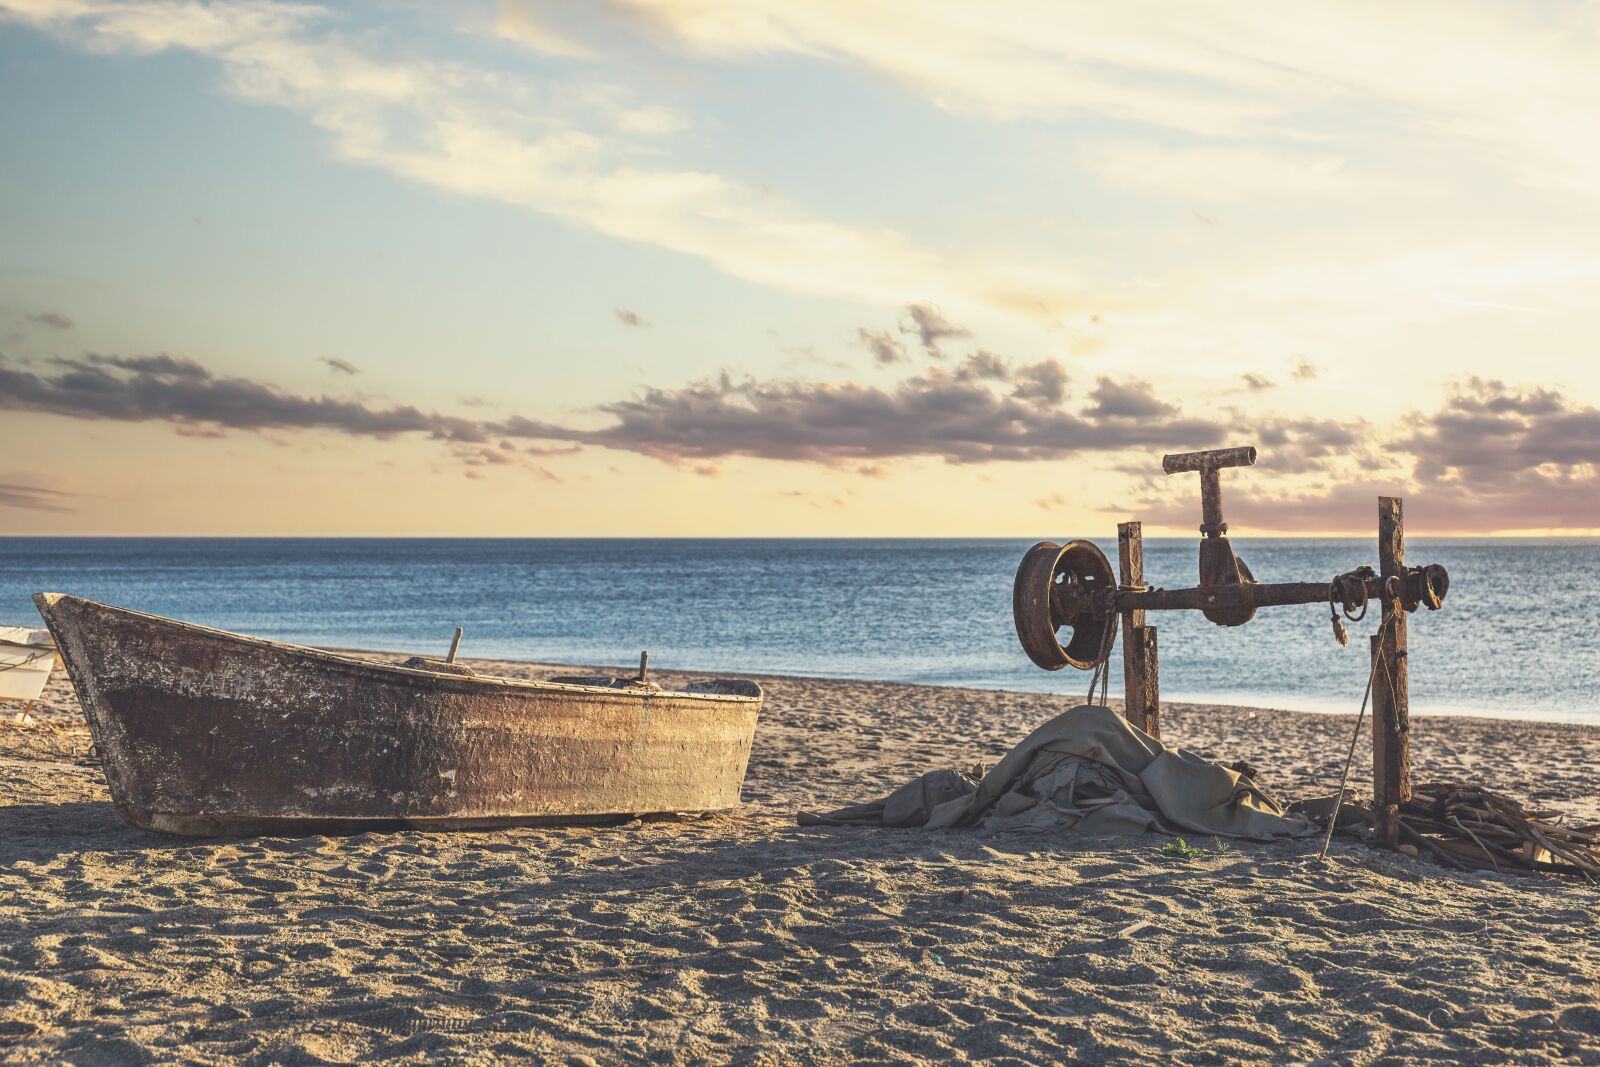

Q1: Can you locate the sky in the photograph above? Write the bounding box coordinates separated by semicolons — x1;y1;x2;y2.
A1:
1;0;1597;536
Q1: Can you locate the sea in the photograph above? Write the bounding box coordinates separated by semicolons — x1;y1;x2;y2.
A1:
3;538;1597;723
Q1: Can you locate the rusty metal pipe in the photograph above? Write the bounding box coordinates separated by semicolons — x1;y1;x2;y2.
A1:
1163;446;1256;548
1051;567;1448;616
1117;580;1360;613
1161;446;1257;475
1162;446;1260;623
1198;466;1224;534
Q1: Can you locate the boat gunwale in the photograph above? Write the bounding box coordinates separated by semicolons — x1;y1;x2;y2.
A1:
32;593;762;705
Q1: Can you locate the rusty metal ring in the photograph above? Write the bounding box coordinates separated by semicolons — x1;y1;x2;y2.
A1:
1414;563;1449;611
1013;539;1116;671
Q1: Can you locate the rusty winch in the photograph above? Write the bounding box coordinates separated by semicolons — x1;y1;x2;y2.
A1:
1012;444;1451;849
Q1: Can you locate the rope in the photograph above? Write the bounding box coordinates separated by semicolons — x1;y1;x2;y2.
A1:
1317;576;1404;862
1084;594;1120;708
1326;565;1376;647
0;649;49;674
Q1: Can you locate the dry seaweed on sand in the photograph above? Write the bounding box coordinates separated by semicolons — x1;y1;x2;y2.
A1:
1398;780;1600;880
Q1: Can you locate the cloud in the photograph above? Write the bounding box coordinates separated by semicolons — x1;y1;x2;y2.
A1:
1132;380;1600;531
0;352;487;442
1084;376;1173;420
0;345;1208;478
0;480;76;513
1;1;1093;326
953;350;1009;382
1239;373;1276;392
1292;359;1321;381
453;444;517;466
320;357;360;375
1254;417;1364;475
9;340;1596;528
174;423;228;439
1431;294;1545;314
1080;142;1396;200
1397;378;1600;490
899;303;969;357
615;307;649;327
604;1;1600;192
0;350;598;481
82;352;209;378
517;367;1223;465
1009;359;1068;405
28;311;73;330
492;1;596;59
857;327;905;366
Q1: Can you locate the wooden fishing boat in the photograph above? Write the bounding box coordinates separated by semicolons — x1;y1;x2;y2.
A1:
34;593;763;836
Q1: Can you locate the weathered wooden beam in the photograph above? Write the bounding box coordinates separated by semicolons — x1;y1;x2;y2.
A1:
1372;496;1411;849
1130;625;1159;738
1117;522;1158;736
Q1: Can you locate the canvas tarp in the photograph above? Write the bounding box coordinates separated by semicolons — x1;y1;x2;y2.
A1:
799;702;1316;841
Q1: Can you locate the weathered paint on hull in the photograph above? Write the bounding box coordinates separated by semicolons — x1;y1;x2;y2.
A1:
34;593;762;837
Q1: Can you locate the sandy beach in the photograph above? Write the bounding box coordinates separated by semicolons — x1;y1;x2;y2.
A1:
5;654;1600;1065
8;0;1599;1061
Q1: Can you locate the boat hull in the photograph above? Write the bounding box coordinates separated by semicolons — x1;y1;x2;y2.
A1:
0;643;56;702
34;594;762;836
0;625;56;702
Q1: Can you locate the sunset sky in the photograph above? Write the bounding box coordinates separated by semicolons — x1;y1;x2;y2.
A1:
2;1;1597;536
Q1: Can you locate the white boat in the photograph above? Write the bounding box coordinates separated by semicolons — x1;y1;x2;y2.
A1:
0;624;58;702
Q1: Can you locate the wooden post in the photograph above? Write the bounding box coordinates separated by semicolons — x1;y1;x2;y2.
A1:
1118;522;1160;737
1372;497;1410;847
1131;626;1159;739
1117;522;1144;725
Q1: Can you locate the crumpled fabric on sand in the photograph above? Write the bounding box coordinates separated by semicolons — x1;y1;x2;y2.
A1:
799;703;1316;840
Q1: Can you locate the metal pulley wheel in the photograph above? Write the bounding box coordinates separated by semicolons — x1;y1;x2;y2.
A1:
1404;563;1450;612
1013;539;1116;670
